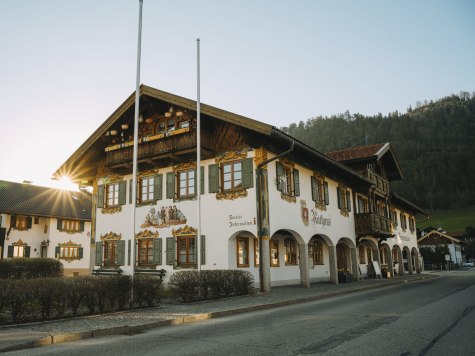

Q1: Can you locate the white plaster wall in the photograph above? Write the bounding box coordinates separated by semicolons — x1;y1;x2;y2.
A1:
2;215;49;258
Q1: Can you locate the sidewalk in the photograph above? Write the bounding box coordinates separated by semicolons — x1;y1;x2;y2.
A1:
0;273;436;352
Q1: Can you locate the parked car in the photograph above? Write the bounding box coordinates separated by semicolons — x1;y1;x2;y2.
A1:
462;262;474;267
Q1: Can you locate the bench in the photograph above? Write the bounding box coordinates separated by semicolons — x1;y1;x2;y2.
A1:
134;268;166;281
92;268;123;276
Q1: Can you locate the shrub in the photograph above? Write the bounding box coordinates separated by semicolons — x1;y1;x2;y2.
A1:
115;275;132;310
65;277;88;316
31;278;59;319
8;279;34;322
0;258;63;279
168;270;201;302
133;275;162;307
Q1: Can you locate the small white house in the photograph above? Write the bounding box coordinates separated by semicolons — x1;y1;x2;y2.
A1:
418;229;463;265
0;180;92;276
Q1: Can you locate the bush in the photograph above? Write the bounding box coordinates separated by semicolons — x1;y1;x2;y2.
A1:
8;279;34;322
133;275;162;307
65;277;88;316
169;270;255;302
0;258;63;279
31;278;60;319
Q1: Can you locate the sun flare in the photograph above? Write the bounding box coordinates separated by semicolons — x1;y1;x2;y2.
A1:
54;176;78;191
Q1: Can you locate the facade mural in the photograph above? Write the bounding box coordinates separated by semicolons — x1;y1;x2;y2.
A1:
141;206;187;228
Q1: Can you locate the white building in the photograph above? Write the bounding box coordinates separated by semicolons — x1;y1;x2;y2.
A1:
53;85;428;288
0;180;92;276
418;229;463;266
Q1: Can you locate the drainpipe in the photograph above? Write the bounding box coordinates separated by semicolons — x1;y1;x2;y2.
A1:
256;140;294;293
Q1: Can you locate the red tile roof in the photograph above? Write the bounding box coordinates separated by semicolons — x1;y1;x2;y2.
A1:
326;143;386;162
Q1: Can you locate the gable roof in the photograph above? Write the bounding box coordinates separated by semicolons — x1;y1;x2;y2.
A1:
418;229;461;245
326;143;404;181
391;193;430;217
53;85;372;191
0;180;91;221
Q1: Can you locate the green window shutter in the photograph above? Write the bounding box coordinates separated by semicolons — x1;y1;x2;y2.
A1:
24;246;31;257
311;177;317;201
208;164;219;193
128;240;131;266
166;172;175;199
293;169;300;196
97;185;104;208
276;162;284;191
201;235;206;265
129;179;133;204
27;217;32;229
346;191;352;212
323;182;329;205
117;240;125;266
153;238;162;265
193;237;198;264
79;221;85;232
337;188;342;209
7;245;13;258
242;158;254;188
118;181;127;205
78;247;84;259
194;168;198;196
57;219;63;231
95;241;103;266
166;237;175;265
55;246;60;258
154;174;163;200
200;166;205;194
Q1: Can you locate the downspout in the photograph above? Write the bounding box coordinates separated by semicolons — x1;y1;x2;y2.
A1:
257;140;294;293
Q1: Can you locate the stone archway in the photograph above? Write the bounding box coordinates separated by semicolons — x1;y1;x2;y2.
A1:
336;237;358;282
308;234;333;284
228;230;258;270
380;243;393;277
402;246;413;275
411;247;420;274
357;238;380;278
392;245;404;276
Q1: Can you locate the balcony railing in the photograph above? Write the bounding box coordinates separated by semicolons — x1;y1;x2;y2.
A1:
364;169;389;194
105;128;211;167
355;212;392;238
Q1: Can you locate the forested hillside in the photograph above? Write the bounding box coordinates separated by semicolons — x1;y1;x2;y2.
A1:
282;92;475;211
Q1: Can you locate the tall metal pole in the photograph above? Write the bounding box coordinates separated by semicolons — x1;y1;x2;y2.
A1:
132;0;143;274
196;38;201;270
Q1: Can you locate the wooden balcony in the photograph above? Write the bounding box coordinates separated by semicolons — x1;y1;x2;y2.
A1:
355;212;392;239
105;128;212;167
364;169;389;194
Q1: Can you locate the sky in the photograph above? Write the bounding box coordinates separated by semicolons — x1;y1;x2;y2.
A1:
0;0;474;190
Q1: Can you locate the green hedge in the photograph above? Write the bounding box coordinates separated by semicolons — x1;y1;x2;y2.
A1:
0;275;163;324
0;258;63;279
168;270;255;302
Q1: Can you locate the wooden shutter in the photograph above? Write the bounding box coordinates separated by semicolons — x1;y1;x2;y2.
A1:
79;221;85;232
208;164;219;193
276;162;284;191
311;176;317;201
346;191;352;212
153;238;163;265
323;182;329;205
129;179;133;204
55;246;60;258
24;246;30;257
97;185;104;208
166;172;175;199
242;158;254;188
117;240;125;265
57;219;63;231
154;174;163;200
78;247;84;259
7;245;13;258
337;188;342;209
166;237;175;265
95;241;103;266
201;235;205;265
293;169;300;196
118;181;127;205
26;217;32;229
193;237;198;264
200;166;205;194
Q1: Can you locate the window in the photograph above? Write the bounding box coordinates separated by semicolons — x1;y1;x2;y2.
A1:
376;201;387;217
237;237;249;267
222;161;242;191
177;235;196;266
285;238;297;265
57;219;84;233
357;196;369;213
11;216;32;231
337;186;352;215
178;169;195;199
138;239;154;265
56;242;82;261
312;240;324;265
270;240;279;267
254;238;259;267
107;183;120;206
7;240;30;258
311;175;329;209
392;210;398;226
276;161;299;198
359;245;366;264
105;240;118;266
140;176;155;202
97;181;127;209
409;216;415;232
95;237;125;267
400;212;407;230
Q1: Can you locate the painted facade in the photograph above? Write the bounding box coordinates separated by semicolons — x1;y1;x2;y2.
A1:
53;85;428;288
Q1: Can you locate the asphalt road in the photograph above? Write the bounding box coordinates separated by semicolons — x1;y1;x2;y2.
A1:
7;270;475;356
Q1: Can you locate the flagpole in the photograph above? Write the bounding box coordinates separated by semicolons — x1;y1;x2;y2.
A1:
132;0;143;274
196;38;201;270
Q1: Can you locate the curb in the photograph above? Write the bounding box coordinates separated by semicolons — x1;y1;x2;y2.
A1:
0;274;436;353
